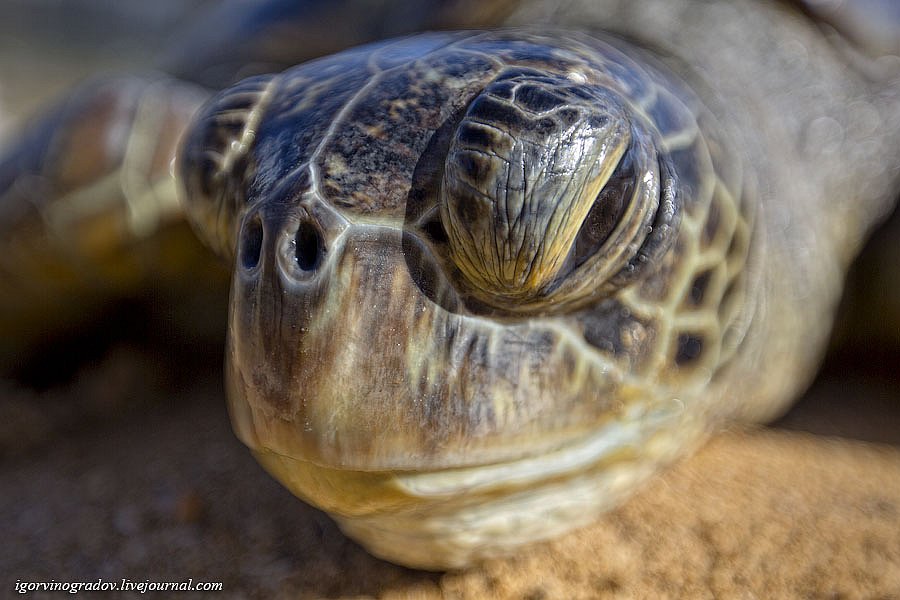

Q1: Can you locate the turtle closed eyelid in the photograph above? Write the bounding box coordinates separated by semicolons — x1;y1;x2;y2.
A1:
439;72;678;314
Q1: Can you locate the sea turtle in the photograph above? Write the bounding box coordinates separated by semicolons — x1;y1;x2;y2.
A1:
1;0;898;571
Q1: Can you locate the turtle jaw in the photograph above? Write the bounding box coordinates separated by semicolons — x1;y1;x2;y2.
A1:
243;405;704;571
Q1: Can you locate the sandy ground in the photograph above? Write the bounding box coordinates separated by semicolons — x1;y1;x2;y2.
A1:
0;346;898;600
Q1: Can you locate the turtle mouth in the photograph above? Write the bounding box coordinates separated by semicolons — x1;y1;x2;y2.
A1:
246;394;689;518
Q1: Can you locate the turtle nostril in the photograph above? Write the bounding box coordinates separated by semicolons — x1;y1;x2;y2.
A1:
240;214;264;271
294;219;324;272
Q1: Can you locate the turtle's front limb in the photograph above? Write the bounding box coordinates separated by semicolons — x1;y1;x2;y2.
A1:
0;75;226;371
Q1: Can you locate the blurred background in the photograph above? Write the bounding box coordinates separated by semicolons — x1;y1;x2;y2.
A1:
0;1;208;134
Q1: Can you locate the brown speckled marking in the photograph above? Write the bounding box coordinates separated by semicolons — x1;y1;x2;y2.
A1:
318;49;499;216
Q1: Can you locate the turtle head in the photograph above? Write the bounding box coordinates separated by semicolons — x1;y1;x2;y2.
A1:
177;31;755;569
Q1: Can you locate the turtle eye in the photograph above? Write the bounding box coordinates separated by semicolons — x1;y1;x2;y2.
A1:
439;70;681;314
178;74;275;262
565;148;635;271
550;124;681;301
440;71;633;309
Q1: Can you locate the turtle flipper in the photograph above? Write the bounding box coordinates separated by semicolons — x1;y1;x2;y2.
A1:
0;75;225;369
